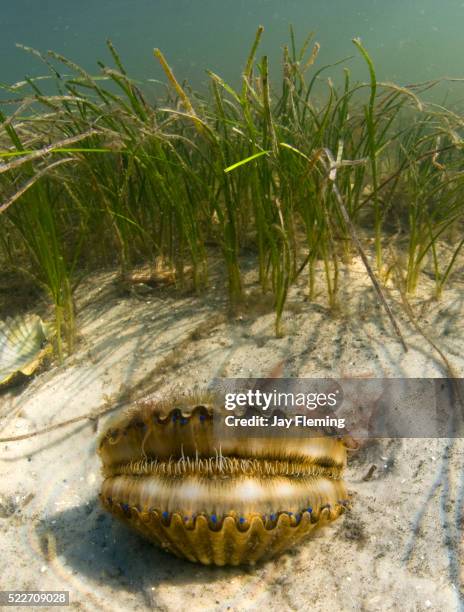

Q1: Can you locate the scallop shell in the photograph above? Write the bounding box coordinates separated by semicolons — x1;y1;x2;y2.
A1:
0;314;52;387
98;393;349;566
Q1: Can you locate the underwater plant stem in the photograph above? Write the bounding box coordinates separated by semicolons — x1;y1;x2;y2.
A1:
0;130;100;176
392;256;464;421
153;49;196;117
353;38;382;271
0;158;75;215
242;25;264;100
322;149;408;352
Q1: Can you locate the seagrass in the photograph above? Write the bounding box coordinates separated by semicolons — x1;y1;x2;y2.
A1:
98;393;349;565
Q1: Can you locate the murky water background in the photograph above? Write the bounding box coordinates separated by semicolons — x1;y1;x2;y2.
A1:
1;0;464;96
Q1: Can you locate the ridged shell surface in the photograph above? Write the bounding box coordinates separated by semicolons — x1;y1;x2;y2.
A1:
0;315;52;387
98;394;349;565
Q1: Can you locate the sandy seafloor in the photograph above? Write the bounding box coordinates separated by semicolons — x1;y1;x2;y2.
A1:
0;258;463;612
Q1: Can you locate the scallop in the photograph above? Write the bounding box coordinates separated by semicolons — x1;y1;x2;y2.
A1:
98;393;349;565
0;314;52;387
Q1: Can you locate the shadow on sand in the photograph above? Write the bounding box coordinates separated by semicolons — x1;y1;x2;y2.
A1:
35;497;260;596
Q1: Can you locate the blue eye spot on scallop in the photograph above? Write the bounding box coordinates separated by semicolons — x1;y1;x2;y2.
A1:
306;507;313;513
270;513;276;521
162;511;169;520
180;418;188;425
121;503;129;512
172;415;177;422
211;514;217;523
239;517;245;524
199;414;206;422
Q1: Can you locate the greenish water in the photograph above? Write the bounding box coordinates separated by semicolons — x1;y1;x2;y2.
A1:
2;0;464;95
